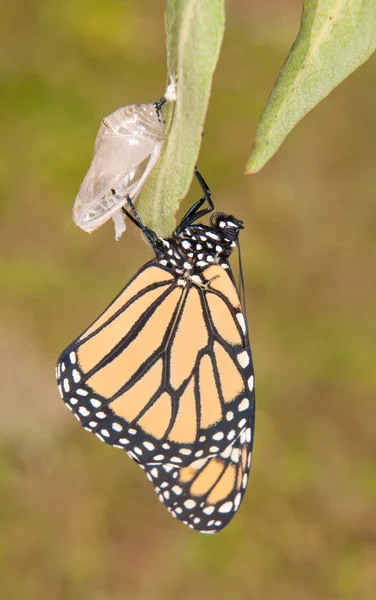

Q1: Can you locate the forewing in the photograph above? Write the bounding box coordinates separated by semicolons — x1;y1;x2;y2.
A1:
57;263;210;465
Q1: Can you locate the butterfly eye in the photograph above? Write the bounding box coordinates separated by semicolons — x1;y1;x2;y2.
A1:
73;103;165;239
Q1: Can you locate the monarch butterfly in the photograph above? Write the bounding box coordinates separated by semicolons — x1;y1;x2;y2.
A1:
56;169;255;534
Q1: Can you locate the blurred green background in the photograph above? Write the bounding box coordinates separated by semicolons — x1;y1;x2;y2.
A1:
1;1;376;598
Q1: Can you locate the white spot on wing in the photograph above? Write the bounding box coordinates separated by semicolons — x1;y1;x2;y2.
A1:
237;351;249;368
238;398;249;412
179;448;192;455
218;501;233;513
221;445;232;459
72;369;80;383
234;493;242;510
236;313;246;334
190;457;208;469
76;389;88;396
191;275;202;284
143;441;155;451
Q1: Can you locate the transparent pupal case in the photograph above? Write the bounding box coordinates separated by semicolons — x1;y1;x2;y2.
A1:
73;103;165;239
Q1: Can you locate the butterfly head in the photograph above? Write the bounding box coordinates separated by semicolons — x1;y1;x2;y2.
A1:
210;212;244;243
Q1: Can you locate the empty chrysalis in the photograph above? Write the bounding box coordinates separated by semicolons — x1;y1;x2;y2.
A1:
73;101;166;239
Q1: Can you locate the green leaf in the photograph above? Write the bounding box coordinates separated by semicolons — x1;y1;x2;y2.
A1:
246;0;376;174
137;0;225;237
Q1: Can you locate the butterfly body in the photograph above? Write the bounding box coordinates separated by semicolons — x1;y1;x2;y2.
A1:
57;175;255;534
154;213;242;276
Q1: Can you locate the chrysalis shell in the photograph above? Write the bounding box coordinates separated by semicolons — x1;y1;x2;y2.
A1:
73;103;165;238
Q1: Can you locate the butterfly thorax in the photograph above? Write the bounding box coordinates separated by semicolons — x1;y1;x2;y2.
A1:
155;214;243;276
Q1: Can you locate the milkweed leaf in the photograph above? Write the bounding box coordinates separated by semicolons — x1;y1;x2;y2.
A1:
246;0;376;174
137;0;225;237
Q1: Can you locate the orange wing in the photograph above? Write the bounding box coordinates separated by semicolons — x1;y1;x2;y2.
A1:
56;262;255;533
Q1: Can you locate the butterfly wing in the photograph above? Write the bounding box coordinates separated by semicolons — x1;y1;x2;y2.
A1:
56;262;254;533
143;425;252;533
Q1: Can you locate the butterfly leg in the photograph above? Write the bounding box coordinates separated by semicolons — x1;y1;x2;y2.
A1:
176;167;214;233
121;195;161;253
